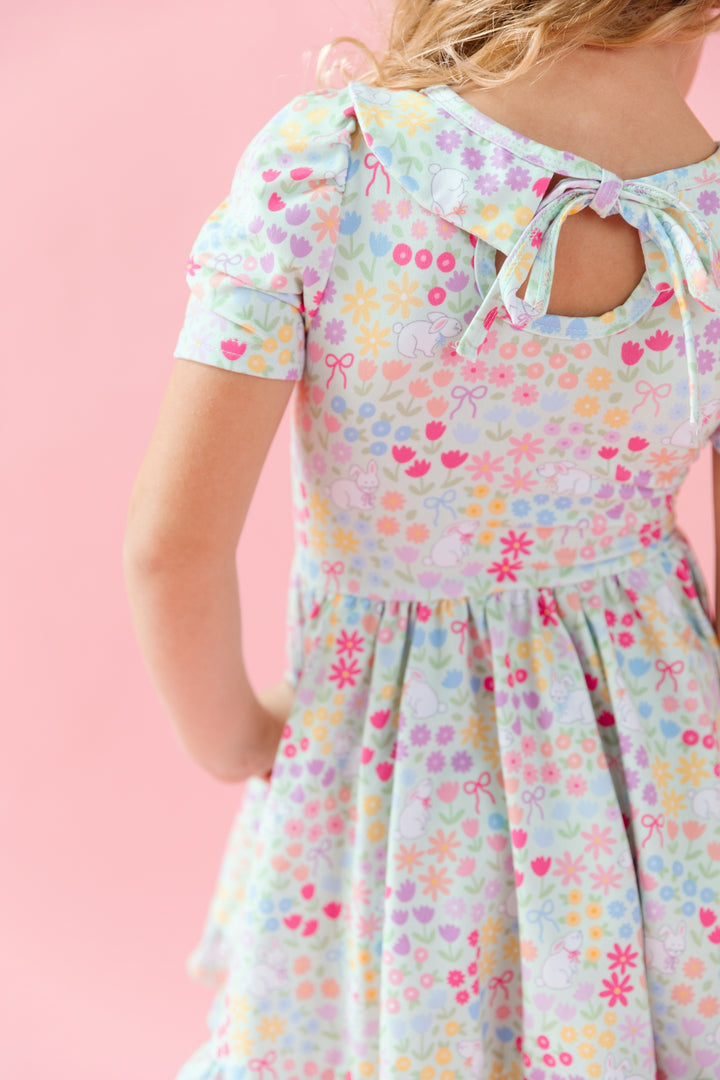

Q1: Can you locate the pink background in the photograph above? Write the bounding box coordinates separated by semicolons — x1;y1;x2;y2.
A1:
3;4;718;1077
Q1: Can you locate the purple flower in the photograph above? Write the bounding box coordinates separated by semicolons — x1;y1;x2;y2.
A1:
506;165;532;192
642;782;657;805
474;172;500;196
491;145;514;169
445;270;470;292
248;215;264;234
266;223;287;245
290;234;312;258
438;924;460;942
324;318;345;345
556;437;573;452
436;725;455;746
596;483;615;500
323;280;337;304
635;745;649;767
411;723;431;747
451;750;473;772
461;147;486;170
285;202;310;225
427;751;446;773
704;317;720;344
698;189;720;215
436;129;461;152
391;909;408;925
698;349;716;375
302;266;319;288
412;905;435;924
573;445;591;460
396;879;416;902
625;768;639;790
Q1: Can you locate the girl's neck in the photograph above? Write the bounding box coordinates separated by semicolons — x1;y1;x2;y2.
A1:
454;41;716;178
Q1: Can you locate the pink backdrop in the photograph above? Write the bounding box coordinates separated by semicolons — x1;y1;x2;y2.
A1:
3;4;718;1077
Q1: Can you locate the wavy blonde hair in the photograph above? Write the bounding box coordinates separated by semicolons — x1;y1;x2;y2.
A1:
315;0;720;92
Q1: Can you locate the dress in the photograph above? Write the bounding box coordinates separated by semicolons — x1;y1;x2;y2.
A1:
172;81;720;1080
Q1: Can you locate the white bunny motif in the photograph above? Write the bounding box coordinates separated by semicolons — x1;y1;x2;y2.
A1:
393;312;463;358
692;787;720;819
423;521;477;567
403;669;448;718
550;675;594;725
251;940;289;995
602;1053;646;1080
536;930;583;989
456;1038;484;1077
428;163;469;226
397;777;434;839
645;921;686;972
325;461;379;510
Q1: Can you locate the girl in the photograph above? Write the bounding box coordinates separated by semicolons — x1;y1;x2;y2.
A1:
124;2;720;1077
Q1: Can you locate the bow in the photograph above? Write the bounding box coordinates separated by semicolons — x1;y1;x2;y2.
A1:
423;489;457;526
654;658;684;692
325;352;354;389
321;560;345;590
521;783;546;822
488;969;513;1004
458;168;720;444
463;771;496;811
249;1050;278;1079
448;383;488;420
526;898;559;942
641;812;665;848
632;379;673;418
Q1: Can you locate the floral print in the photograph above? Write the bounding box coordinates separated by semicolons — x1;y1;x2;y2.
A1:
173;81;720;1079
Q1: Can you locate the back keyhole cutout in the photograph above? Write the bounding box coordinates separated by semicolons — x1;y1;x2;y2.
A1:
494;172;648;319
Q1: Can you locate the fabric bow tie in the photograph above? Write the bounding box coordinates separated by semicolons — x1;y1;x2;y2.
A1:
458;168;720;445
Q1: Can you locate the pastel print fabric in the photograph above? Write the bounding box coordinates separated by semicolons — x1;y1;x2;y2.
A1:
172;82;720;1080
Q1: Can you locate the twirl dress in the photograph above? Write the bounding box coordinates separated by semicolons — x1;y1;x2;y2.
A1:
172;81;720;1080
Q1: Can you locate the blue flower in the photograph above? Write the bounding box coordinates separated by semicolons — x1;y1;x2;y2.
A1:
331;395;346;413
339;212;362;235
608;900;626;918
511;499;530;516
395;425;412;440
358;402;376;418
369;231;393;257
429;628;447;648
660;885;674;900
442;669;463;688
537;509;555;525
681;900;696;917
372;419;392;436
647;855;663;872
533;493;550;506
682;879;697;896
344;427;359;442
369;441;387;455
554;496;572;509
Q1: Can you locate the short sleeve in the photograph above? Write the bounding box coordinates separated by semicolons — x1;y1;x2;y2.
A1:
173;89;356;380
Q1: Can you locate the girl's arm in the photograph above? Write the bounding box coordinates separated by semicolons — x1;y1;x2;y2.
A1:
122;357;295;782
714;448;720;636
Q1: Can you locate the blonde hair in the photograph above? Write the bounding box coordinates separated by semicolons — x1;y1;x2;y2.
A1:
315;0;720;92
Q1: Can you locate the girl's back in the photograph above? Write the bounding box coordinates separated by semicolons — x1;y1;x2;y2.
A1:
124;5;720;1079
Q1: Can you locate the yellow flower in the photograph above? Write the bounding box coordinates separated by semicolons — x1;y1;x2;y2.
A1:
652;755;672;789
332;527;360;555
342;280;381;325
603;406;630;429
676;750;711;787
384;270;423;319
573;394;600;418
660;786;686;818
355;320;391;358
356;103;393;128
585;366;613;390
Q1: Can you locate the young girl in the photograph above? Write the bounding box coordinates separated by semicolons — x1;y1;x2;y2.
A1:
124;2;720;1077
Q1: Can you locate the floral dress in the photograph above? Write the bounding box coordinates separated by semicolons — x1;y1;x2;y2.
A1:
171;80;720;1080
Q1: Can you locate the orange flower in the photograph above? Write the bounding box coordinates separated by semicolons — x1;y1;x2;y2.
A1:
555;547;577;566
683;820;706;841
357;358;377;381
708;841;720;860
382;359;412;381
433;368;454;387
377;516;399;536
426;395;449;417
408;378;432;398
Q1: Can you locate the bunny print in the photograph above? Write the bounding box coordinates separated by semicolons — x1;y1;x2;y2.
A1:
397;777;434;840
325;461;379;510
536;930;584;989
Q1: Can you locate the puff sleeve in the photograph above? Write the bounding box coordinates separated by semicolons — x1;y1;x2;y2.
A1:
173;89;356;380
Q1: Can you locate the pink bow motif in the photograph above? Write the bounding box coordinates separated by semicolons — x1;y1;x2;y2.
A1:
488;969;513;1004
325;352;354;389
655;658;684;692
450;618;468;654
463;771;496;811
249;1050;278;1079
363;152;391;196
321;560;345;590
631;379;672;417
641;812;665;848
